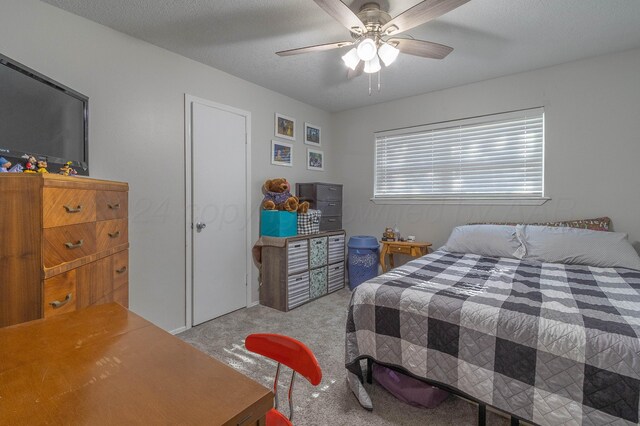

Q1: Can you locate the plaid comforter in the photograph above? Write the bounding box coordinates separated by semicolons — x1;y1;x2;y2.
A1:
345;250;640;425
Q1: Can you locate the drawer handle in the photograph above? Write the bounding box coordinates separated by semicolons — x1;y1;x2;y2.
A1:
315;240;323;245
50;293;72;309
64;240;84;249
116;266;128;274
328;219;336;222
63;204;83;213
328;187;337;191
328;203;337;206
293;244;301;248
295;277;302;281
108;203;121;210
108;231;121;238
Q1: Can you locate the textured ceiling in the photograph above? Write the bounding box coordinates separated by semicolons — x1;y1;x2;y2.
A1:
42;0;640;112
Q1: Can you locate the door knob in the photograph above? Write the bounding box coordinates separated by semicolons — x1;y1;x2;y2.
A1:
196;222;207;232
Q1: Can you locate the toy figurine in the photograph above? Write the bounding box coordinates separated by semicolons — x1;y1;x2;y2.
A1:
37;159;49;174
59;161;78;176
0;157;11;172
8;163;23;173
383;227;396;241
24;155;38;173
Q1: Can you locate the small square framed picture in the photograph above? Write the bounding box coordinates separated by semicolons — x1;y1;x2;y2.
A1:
275;113;296;141
271;140;293;167
307;148;324;171
304;122;321;146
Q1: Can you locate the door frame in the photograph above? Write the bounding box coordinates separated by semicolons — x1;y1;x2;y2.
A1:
184;94;252;331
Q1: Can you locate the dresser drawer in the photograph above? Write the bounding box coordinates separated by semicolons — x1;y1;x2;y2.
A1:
314;200;342;216
112;250;129;289
319;216;342;231
390;245;412;255
309;237;328;268
96;190;128;221
43;223;97;269
112;282;129;308
43;270;77;318
97;218;128;252
328;234;345;264
316;184;342;201
287;240;308;275
287;272;309;309
328;262;345;293
43;188;96;228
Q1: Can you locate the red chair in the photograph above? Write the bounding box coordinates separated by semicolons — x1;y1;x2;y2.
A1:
245;333;322;426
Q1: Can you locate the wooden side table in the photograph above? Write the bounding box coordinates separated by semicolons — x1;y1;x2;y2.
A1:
380;241;432;272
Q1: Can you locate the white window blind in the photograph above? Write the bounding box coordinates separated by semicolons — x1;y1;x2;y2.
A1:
374;108;544;200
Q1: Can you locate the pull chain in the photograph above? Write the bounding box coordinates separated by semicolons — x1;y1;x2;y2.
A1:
377;71;381;92
368;73;372;96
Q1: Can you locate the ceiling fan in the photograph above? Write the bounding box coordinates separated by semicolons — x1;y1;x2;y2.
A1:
276;0;470;80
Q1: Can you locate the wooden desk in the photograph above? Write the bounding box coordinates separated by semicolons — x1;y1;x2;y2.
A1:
0;303;272;426
379;240;432;272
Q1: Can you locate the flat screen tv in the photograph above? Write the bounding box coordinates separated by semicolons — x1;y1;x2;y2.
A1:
0;53;88;175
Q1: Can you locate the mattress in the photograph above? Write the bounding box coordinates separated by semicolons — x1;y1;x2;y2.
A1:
345;250;640;425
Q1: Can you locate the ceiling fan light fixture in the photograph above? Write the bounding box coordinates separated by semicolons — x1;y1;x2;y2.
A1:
378;42;399;66
363;55;381;74
341;47;360;70
356;38;377;61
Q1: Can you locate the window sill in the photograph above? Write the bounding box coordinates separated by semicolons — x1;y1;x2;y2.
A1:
370;197;551;206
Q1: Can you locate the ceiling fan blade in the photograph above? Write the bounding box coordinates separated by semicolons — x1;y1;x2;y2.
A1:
276;41;353;56
347;61;364;79
313;0;366;34
389;38;453;59
382;0;470;35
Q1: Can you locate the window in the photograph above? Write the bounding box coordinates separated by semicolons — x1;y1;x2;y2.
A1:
374;108;545;203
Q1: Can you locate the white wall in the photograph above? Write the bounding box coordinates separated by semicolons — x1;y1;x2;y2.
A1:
0;0;337;331
332;48;640;253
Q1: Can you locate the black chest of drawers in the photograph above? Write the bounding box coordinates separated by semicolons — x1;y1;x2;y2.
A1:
296;182;343;231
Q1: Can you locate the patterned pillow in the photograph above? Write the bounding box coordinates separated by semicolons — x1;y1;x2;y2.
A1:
469;217;611;232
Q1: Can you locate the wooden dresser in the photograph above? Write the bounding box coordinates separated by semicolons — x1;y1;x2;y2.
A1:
260;230;345;311
0;174;129;328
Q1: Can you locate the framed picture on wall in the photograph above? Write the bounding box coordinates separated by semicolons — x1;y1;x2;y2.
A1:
275;113;296;141
271;140;293;167
307;148;324;171
304;123;321;146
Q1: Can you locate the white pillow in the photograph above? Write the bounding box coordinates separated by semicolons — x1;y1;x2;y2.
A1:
443;225;526;259
519;225;640;270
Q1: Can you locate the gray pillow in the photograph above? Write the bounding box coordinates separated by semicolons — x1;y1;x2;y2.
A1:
519;225;640;270
443;225;526;259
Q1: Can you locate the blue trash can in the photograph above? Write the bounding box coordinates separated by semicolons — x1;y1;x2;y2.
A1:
348;236;380;290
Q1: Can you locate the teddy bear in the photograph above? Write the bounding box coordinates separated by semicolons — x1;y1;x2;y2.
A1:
261;178;309;213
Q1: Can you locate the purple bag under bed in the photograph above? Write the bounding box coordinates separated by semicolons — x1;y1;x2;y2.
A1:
372;364;449;409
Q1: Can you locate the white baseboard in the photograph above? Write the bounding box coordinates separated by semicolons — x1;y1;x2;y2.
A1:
170;326;188;335
247;300;259;308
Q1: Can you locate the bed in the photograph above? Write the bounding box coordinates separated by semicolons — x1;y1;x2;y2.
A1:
345;223;640;426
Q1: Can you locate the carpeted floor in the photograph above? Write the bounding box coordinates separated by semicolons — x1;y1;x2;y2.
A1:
178;288;510;426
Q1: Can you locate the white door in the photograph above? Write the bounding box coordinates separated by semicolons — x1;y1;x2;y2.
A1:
191;100;247;325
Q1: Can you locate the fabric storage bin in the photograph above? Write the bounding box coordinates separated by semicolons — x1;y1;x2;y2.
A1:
297;209;321;235
261;210;297;237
